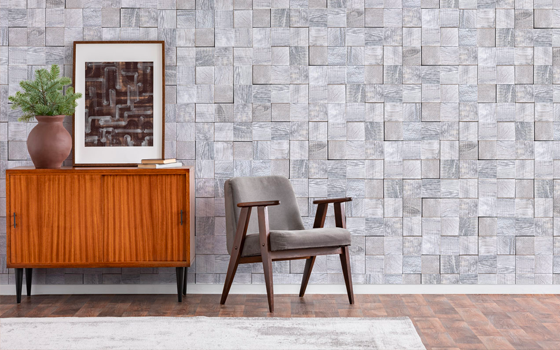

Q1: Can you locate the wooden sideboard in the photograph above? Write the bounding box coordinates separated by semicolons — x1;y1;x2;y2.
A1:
6;166;194;303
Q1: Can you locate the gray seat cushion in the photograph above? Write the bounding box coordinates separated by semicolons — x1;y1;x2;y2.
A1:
241;227;351;257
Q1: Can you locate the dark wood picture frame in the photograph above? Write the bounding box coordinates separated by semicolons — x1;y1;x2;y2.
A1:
72;41;165;167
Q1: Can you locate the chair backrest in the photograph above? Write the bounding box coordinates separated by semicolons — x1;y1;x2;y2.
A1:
224;176;305;254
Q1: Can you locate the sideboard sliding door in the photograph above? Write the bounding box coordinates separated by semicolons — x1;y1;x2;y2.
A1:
8;174;103;265
103;174;187;263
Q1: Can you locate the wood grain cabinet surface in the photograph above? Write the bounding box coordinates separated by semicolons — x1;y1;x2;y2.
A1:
6;167;194;303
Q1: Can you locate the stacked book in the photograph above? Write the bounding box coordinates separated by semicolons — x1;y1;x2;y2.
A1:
137;159;182;169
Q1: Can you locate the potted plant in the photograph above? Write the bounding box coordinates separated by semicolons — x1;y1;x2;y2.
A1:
8;65;82;169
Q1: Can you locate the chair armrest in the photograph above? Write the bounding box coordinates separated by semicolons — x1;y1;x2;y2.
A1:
237;200;280;208
313;197;352;204
313;197;351;229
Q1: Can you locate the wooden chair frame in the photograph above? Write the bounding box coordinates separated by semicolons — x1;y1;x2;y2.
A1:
220;197;354;312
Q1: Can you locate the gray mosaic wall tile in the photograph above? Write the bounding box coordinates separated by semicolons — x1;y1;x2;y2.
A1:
2;0;560;287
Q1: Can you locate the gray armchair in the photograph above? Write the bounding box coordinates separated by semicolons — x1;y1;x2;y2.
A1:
220;176;354;312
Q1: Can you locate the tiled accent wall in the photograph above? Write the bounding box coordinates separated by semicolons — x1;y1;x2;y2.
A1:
1;0;560;287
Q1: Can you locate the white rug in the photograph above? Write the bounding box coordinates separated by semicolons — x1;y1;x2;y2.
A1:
0;317;425;350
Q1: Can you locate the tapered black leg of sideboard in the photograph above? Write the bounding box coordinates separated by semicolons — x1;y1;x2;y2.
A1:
15;268;23;303
183;267;187;295
25;268;33;296
176;267;184;302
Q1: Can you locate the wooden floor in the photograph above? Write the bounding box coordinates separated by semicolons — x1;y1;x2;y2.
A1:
2;294;560;349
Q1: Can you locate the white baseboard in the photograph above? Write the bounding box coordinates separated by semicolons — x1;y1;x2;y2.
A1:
1;284;560;295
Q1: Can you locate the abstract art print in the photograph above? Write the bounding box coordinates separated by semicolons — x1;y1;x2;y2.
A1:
73;42;164;166
84;62;154;148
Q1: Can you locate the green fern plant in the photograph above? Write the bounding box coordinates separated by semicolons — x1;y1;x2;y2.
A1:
8;65;82;122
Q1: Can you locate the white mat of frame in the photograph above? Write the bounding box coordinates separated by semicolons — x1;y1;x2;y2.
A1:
0;316;426;350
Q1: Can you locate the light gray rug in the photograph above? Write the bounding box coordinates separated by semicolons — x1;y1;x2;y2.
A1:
0;317;425;350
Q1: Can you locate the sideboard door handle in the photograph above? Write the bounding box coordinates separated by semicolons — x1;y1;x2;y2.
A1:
180;210;183;226
13;212;16;228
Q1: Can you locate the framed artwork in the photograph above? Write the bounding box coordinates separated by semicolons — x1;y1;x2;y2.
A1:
72;41;165;166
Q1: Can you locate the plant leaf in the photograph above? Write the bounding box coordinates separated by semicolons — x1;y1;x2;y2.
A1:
8;64;82;121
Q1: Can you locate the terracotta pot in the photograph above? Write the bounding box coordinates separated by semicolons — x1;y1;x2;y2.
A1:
27;115;72;169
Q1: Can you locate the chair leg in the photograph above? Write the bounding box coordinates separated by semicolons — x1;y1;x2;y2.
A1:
220;253;240;305
340;246;354;304
261;252;274;312
299;256;316;297
221;207;251;305
257;206;274;312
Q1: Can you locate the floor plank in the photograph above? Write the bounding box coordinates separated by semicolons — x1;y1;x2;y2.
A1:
2;294;559;350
